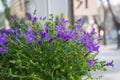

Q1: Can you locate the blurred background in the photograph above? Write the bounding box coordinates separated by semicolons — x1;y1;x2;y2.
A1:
0;0;120;80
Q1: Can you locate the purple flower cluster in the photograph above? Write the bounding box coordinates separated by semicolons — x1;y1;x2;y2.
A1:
40;31;52;42
78;28;99;53
27;14;38;22
0;47;8;53
0;33;8;53
0;33;8;45
78;34;90;44
6;28;15;34
55;20;99;53
56;25;77;42
0;16;114;70
24;26;37;43
6;28;21;40
24;26;53;45
40;26;53;42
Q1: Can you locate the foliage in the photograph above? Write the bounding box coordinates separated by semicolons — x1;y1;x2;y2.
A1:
0;14;113;80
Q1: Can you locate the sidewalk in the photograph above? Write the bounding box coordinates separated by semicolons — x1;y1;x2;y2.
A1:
92;44;120;80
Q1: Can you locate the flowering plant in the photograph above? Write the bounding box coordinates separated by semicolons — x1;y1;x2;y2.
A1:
0;14;113;80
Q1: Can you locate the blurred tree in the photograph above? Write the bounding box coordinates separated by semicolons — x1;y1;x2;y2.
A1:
1;0;27;29
1;0;12;26
0;12;5;27
107;0;120;49
93;0;108;45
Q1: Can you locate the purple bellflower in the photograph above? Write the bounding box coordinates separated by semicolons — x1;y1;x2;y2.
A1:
68;30;78;40
87;59;96;67
38;40;42;46
27;13;32;21
48;38;53;42
76;25;83;32
90;28;96;35
85;42;100;53
64;30;77;42
78;34;90;44
45;26;49;33
33;16;38;22
45;33;53;42
40;31;47;39
107;60;114;69
40;30;53;42
11;15;15;20
60;18;68;25
77;18;83;24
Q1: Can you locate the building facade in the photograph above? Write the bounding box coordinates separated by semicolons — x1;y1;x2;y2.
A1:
10;0;26;18
10;0;69;19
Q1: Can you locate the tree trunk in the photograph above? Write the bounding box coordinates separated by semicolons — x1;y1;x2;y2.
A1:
68;0;74;26
1;0;12;26
107;0;120;48
93;16;101;38
117;30;120;49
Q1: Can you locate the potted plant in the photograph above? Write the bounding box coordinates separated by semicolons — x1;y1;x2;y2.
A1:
0;14;113;80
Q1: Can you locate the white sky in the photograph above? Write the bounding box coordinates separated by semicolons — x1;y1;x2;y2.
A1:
0;0;120;12
108;0;120;4
98;0;120;5
0;0;4;12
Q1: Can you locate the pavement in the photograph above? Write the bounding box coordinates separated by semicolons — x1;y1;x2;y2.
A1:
92;44;120;80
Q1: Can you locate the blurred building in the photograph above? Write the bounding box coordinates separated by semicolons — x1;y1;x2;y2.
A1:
10;0;26;18
10;0;69;19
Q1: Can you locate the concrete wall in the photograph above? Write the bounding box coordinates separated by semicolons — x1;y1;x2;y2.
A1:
48;0;68;17
28;0;69;18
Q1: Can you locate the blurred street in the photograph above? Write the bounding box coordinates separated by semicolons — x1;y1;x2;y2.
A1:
92;43;120;80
